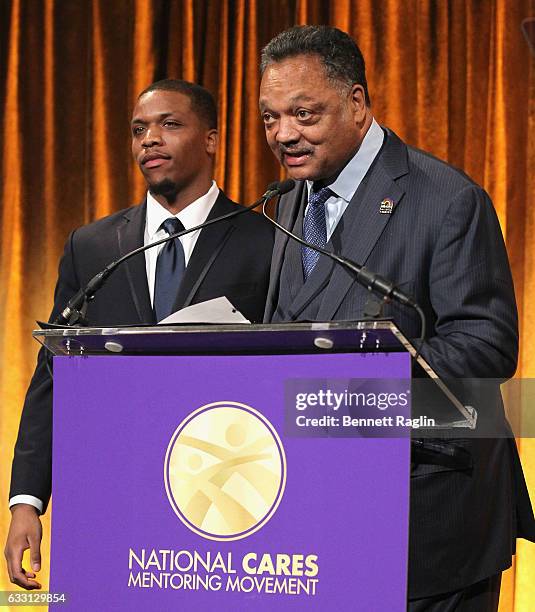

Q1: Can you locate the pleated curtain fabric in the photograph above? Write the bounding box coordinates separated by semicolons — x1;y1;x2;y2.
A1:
0;2;534;609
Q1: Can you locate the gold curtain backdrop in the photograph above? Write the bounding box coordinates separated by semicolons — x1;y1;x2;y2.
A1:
1;0;534;609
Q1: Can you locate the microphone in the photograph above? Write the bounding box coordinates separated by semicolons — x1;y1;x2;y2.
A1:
261;182;427;346
268;179;295;196
55;182;290;326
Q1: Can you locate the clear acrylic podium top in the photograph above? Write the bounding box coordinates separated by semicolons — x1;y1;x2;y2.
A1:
33;319;478;429
33;319;413;357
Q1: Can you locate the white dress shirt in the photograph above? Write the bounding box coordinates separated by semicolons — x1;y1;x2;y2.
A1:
9;181;221;513
144;180;220;305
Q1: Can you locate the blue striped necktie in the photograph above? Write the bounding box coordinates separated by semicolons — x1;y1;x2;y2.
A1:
302;186;333;280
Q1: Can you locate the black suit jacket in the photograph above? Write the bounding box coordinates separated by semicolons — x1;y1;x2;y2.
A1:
264;129;535;598
10;191;274;511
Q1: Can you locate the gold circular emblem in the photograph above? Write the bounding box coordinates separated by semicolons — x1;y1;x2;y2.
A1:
164;401;286;541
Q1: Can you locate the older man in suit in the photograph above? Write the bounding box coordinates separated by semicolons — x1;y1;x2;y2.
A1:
5;79;273;589
259;25;534;611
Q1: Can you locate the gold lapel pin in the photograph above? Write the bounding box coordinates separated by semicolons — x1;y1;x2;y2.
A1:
379;198;394;214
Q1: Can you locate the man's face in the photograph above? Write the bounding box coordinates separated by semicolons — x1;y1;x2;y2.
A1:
259;55;368;182
131;90;216;197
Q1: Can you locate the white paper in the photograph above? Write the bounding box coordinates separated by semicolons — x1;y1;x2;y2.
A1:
157;297;251;325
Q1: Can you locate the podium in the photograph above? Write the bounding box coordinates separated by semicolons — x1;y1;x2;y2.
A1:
34;321;474;611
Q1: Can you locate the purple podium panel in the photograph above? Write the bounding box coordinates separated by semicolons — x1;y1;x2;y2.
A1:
50;352;410;611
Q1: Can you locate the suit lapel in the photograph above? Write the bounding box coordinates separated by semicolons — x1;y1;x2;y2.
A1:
173;192;235;310
317;129;409;320
280;191;306;301
117;201;154;324
264;181;305;321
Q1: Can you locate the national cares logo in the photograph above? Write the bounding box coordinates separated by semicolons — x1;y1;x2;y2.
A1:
164;401;286;541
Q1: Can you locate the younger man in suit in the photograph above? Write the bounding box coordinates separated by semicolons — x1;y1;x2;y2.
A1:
259;25;534;611
5;79;273;589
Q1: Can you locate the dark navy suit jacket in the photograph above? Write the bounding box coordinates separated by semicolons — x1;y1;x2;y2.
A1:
10;191;274;513
264;129;535;598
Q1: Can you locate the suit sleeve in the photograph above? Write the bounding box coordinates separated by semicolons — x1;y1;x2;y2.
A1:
9;231;81;513
420;184;518;379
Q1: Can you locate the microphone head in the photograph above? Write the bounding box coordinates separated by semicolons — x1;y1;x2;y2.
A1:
264;179;296;199
277;179;296;195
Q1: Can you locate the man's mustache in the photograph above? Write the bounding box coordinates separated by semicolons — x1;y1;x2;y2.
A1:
278;145;314;156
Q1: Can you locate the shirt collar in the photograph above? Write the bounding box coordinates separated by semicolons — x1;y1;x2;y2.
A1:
306;118;385;203
145;180;220;238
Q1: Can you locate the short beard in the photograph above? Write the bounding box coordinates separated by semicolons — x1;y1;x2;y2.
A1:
148;179;179;201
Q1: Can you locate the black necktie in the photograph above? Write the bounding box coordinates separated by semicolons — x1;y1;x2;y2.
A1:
154;217;185;322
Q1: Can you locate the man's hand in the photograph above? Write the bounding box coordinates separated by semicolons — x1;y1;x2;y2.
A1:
4;504;42;589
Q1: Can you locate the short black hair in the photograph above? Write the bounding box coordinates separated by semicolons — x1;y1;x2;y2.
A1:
261;25;370;105
138;79;218;129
